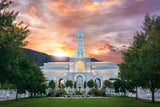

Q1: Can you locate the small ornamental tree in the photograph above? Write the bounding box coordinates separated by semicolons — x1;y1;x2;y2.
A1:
87;79;94;88
113;79;136;96
103;80;112;88
113;79;121;93
66;80;73;88
48;80;55;89
119;80;127;96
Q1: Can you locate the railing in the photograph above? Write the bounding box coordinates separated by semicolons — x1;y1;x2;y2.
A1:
65;95;91;98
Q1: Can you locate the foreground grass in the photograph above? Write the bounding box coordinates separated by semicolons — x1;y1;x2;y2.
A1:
0;97;160;107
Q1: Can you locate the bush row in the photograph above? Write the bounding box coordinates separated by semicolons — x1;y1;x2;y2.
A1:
47;89;106;97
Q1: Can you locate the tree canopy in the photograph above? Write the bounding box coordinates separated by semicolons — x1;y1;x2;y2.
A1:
120;13;160;103
0;0;46;100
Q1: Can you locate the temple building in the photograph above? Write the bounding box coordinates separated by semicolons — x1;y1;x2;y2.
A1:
41;17;119;89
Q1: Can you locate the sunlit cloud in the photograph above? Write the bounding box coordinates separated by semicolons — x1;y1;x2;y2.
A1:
52;43;75;57
10;0;160;63
82;1;101;12
102;0;121;7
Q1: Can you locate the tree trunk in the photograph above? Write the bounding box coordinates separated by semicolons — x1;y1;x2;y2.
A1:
16;89;18;101
152;91;155;103
31;92;33;97
124;92;126;96
136;87;138;100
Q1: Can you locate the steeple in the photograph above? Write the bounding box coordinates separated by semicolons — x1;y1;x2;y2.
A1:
73;15;88;57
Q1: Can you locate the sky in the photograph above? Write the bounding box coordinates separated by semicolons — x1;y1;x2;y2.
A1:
9;0;160;63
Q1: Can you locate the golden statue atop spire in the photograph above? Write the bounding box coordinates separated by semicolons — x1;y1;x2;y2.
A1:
80;15;82;19
79;15;82;30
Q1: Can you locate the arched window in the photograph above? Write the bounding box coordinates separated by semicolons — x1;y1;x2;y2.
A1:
59;78;64;88
95;78;101;88
76;75;83;88
77;62;83;72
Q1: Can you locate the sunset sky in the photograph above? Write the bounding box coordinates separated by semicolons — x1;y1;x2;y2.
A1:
10;0;160;63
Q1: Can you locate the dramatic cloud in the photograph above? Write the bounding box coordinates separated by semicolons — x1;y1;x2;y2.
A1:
10;0;160;63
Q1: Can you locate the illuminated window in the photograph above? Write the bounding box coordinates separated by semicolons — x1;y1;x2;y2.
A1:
77;62;83;72
76;75;83;88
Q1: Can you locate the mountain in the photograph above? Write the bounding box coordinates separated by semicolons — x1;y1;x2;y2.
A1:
24;48;50;66
24;48;101;66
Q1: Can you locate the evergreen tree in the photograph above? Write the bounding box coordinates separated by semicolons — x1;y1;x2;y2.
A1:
0;0;13;10
87;79;94;88
65;80;73;88
48;80;55;89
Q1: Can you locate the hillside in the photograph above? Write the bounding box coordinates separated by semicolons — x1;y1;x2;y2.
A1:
24;48;101;66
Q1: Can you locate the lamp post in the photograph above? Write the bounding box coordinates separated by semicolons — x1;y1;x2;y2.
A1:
7;92;9;100
147;93;150;100
131;92;133;97
24;93;26;98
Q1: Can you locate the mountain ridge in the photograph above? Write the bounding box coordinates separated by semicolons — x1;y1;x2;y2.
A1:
24;48;101;66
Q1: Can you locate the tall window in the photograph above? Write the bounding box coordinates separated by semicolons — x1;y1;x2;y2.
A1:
59;79;64;88
76;75;83;88
77;62;83;72
95;78;101;88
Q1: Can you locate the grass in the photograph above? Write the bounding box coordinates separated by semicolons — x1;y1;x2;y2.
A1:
0;97;160;107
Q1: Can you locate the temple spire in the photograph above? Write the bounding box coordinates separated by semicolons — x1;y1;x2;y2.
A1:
72;15;88;57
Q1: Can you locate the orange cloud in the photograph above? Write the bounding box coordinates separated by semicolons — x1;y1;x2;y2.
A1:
46;0;101;16
27;4;37;17
104;43;110;49
46;0;77;16
58;43;66;47
82;0;100;12
96;43;111;51
12;0;159;63
52;43;75;56
97;47;104;51
102;0;121;7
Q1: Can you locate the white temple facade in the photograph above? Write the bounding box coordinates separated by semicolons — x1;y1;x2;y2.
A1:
41;17;119;90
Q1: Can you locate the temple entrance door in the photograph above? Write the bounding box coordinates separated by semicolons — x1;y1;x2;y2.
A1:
76;75;83;91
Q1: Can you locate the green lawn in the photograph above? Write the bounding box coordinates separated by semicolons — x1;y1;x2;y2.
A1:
0;97;160;107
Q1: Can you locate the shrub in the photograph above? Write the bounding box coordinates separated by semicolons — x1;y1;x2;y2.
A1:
88;89;106;97
101;90;106;97
55;90;67;97
75;90;83;95
47;89;56;97
72;92;75;95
